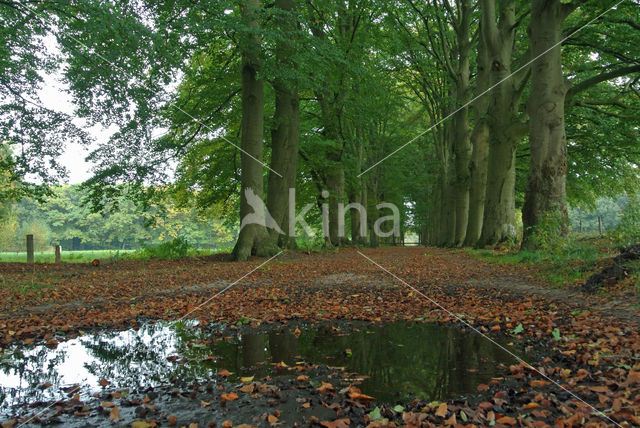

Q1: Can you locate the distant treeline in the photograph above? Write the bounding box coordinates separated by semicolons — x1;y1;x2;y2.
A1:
0;185;236;252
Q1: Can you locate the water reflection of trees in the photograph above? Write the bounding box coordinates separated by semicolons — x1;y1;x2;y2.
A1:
0;345;72;408
1;321;519;411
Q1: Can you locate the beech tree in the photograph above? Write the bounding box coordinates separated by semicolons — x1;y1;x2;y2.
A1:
3;0;639;256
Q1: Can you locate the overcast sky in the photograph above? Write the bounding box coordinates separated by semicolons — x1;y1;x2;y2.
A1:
37;70;119;184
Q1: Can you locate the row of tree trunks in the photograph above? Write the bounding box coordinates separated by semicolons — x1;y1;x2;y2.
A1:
233;0;299;260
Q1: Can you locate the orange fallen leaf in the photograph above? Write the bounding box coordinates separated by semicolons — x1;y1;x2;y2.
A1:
320;419;350;428
317;381;335;394
435;402;448;417
167;415;177;426
497;416;517;425
218;369;231;377
530;380;548;387
221;392;239;401
348;391;375;402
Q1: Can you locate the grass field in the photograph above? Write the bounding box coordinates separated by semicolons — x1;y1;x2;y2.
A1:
0;247;232;263
0;249;135;263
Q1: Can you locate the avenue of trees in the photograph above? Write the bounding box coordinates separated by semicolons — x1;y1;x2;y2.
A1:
1;0;639;260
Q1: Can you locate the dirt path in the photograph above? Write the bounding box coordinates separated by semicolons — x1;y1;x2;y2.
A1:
2;247;640;427
430;249;640;325
1;247;639;337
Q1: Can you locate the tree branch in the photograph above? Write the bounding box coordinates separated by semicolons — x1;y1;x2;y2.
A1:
566;64;640;102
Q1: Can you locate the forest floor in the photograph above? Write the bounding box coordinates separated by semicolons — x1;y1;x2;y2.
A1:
1;247;639;427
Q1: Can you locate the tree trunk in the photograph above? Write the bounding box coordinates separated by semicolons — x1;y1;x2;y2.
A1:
232;0;279;261
266;0;299;249
326;162;346;246
521;0;571;250
477;0;524;247
464;27;490;246
451;0;473;247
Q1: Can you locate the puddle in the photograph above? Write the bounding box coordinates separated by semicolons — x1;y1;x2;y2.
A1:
0;321;521;413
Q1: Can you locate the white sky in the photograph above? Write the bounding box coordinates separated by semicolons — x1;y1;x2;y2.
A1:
37;71;118;184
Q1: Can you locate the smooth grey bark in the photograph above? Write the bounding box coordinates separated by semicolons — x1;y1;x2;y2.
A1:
464;26;490;246
232;0;279;261
266;0;299;249
521;0;573;249
477;0;528;247
451;0;473;247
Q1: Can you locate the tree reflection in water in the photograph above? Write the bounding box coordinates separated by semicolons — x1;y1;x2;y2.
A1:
0;321;519;411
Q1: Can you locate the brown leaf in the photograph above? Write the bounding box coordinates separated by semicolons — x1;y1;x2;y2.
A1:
317;381;335;394
320;419;350;428
435;402;448;418
625;370;640;386
496;416;517;425
167;415;177;426
109;406;120;423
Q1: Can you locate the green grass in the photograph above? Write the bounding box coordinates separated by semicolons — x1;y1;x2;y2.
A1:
0;249;133;263
0;246;232;263
462;236;615;287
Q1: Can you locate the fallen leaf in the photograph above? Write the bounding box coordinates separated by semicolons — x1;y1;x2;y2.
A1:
109;406;120;423
497;416;517;425
320;419;350;428
221;392;239;401
435;402;448;418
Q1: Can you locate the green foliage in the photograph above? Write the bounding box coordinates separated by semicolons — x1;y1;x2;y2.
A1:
609;195;640;246
0;184;236;253
529;210;571;255
137;237;193;260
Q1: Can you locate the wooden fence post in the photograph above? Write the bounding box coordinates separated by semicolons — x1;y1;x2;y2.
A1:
598;216;603;236
26;234;34;264
55;245;61;263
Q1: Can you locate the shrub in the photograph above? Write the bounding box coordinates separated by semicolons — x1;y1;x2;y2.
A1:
139;237;193;260
610;195;640;246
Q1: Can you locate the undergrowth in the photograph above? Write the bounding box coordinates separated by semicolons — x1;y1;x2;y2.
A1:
465;211;621;287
